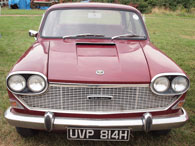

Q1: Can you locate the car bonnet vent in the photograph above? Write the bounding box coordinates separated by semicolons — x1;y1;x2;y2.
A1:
76;42;117;57
76;42;116;46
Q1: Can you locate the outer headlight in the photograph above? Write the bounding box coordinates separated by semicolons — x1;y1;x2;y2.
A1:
8;75;26;92
28;75;46;92
171;76;188;92
153;77;170;93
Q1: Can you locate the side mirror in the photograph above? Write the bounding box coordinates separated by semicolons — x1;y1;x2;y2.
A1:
29;30;38;38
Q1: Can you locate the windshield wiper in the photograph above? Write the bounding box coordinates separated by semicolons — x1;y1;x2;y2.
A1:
111;34;145;40
63;33;105;39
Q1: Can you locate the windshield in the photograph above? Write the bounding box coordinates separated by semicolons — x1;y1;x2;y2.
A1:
41;9;147;39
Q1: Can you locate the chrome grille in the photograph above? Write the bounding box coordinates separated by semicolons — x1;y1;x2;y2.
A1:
17;84;179;113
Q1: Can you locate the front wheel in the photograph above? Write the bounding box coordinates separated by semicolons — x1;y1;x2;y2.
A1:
16;127;38;138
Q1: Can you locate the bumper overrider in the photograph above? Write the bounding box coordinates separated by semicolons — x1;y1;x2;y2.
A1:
5;107;188;132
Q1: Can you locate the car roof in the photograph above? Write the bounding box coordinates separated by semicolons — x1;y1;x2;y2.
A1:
48;2;140;13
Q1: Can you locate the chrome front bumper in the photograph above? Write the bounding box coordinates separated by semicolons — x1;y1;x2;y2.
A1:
4;107;188;132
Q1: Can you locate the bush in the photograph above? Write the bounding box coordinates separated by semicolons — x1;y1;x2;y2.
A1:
90;0;195;13
136;1;152;13
70;0;195;13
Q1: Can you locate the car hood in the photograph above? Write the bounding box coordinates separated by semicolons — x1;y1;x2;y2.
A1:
48;39;150;83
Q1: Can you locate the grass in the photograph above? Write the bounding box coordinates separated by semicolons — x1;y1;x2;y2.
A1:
150;7;195;18
0;9;195;146
0;7;45;15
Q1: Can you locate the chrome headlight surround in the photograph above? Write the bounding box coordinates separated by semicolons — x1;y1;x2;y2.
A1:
150;73;190;95
7;75;26;92
171;76;189;93
6;71;48;95
27;75;46;92
152;76;170;93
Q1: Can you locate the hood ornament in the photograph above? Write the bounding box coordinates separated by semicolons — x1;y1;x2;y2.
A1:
96;70;104;75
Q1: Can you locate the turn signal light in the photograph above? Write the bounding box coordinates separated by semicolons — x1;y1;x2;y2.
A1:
9;99;24;109
172;100;185;110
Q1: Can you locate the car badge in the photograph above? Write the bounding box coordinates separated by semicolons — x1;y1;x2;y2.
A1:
96;70;104;75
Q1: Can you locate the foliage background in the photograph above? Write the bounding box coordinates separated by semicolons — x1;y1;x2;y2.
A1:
66;0;195;13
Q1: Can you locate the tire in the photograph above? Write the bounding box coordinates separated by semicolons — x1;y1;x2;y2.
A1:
16;127;38;138
150;129;171;136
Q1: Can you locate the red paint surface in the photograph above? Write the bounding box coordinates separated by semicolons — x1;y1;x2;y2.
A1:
48;39;150;83
140;41;185;79
48;3;139;13
10;41;49;77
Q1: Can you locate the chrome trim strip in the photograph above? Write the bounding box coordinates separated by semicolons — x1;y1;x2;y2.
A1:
39;13;45;31
151;73;188;83
150;73;190;96
49;82;149;88
87;95;113;100
4;107;188;131
6;71;48;96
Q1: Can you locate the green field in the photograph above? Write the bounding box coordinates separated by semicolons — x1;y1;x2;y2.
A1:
0;7;45;15
0;8;195;146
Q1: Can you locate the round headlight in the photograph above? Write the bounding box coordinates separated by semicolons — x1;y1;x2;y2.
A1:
28;75;46;92
8;75;26;92
153;77;170;93
171;76;188;92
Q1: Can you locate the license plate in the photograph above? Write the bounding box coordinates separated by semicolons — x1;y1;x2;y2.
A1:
67;127;130;141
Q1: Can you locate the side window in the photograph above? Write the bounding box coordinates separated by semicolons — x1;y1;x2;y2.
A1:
125;13;133;34
125;12;145;36
131;13;145;36
42;11;58;36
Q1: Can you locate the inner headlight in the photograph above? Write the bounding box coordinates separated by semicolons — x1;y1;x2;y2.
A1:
8;75;26;92
27;75;46;92
171;76;188;92
153;77;170;93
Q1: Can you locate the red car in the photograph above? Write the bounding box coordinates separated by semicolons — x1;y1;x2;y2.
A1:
5;3;190;141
